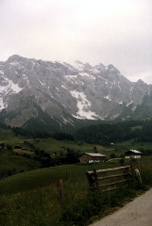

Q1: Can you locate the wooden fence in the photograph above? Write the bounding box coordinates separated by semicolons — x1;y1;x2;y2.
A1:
86;165;134;192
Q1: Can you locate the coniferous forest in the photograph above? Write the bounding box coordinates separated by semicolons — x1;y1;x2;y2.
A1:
75;119;152;145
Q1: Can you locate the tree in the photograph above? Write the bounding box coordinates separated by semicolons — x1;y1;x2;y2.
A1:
6;145;13;150
66;148;80;164
0;143;5;149
110;153;117;159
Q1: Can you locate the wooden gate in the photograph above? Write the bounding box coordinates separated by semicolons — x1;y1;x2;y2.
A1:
86;165;133;191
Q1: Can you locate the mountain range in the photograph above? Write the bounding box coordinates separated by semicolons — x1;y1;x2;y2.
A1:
0;55;152;132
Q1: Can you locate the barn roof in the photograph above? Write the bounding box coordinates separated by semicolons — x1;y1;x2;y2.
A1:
126;150;142;155
85;153;106;157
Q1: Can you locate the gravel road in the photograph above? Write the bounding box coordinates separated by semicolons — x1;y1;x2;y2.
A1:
89;188;152;226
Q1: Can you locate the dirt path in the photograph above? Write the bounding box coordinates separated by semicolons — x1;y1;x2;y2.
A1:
89;189;152;226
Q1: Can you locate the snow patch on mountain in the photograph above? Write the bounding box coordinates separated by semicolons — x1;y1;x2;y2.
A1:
22;74;30;85
0;70;4;75
61;85;68;90
126;100;133;107
66;75;78;80
9;61;19;66
10;81;22;93
112;112;121;119
126;100;137;111
0;78;22;95
73;61;84;71
104;95;112;101
70;90;99;120
0;98;5;110
79;72;95;80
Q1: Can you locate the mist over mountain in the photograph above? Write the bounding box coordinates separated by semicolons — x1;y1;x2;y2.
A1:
0;55;152;132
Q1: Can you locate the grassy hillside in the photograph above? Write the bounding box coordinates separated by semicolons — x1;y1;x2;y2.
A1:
0;127;116;179
1;122;152;225
116;139;152;150
0;128;22;143
0;128;114;154
0;161;121;195
0;157;152;226
1;125;152;180
30;138;114;155
0;149;41;178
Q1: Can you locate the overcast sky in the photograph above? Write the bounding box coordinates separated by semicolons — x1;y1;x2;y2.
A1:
0;0;152;84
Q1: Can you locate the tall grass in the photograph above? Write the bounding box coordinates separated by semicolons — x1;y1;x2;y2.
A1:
140;156;152;188
0;157;151;226
0;185;61;226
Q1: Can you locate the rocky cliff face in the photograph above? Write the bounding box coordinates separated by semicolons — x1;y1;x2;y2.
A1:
0;55;152;132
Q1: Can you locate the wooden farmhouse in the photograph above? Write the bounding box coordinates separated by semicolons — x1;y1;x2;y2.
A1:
125;150;142;159
79;153;106;163
13;145;22;149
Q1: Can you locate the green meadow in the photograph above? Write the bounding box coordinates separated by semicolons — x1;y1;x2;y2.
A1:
0;127;115;178
0;149;40;176
0;127;152;225
117;139;152;150
0;157;152;226
0;128;114;154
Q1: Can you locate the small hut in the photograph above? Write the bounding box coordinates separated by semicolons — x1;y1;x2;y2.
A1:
125;150;142;159
79;153;106;163
13;145;22;150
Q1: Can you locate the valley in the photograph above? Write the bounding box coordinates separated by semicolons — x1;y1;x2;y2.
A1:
0;55;152;226
0;121;152;225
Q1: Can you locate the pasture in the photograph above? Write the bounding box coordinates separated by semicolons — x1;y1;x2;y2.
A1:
0;127;152;225
0;157;152;226
0;127;115;178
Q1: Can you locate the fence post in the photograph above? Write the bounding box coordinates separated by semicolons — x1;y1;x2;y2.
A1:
123;165;130;181
129;158;135;181
86;172;94;189
59;179;64;208
134;168;143;184
93;169;99;190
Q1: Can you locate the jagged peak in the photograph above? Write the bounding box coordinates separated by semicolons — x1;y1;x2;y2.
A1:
107;64;120;73
7;54;25;61
75;60;84;65
137;79;145;84
94;63;105;70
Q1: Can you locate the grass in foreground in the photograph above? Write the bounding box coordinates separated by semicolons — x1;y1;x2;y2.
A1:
0;157;152;226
